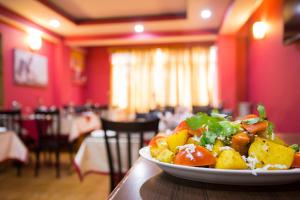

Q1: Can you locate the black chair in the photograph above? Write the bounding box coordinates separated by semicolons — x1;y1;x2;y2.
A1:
150;106;175;115
100;117;160;191
135;112;160;121
0;109;22;133
164;106;175;114
34;109;72;178
192;105;213;115
0;109;23;175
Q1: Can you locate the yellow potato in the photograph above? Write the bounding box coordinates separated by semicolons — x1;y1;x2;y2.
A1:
156;149;175;163
212;139;224;156
167;130;189;152
248;137;295;169
150;137;168;158
272;135;287;146
186;137;200;146
215;149;247;169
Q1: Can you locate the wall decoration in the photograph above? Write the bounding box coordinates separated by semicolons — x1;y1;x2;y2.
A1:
14;49;48;86
70;48;87;85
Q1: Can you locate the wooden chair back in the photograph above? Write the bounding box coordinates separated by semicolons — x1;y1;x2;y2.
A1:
0;109;21;134
192;105;213;115
100;117;160;191
34;109;60;139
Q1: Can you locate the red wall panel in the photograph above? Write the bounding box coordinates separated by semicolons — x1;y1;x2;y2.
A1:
0;22;84;110
84;47;110;105
241;0;300;132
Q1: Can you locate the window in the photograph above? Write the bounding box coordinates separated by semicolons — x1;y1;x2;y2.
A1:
111;46;218;113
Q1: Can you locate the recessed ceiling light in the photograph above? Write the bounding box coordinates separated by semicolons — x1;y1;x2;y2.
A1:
49;19;61;28
134;24;144;33
200;9;212;19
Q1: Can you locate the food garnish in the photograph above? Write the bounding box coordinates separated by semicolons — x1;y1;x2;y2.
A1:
149;105;300;170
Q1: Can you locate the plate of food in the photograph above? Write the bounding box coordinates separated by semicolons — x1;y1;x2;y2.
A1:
139;105;300;185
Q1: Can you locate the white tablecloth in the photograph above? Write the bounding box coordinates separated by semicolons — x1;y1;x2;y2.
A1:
74;131;154;180
0;131;28;163
61;112;101;142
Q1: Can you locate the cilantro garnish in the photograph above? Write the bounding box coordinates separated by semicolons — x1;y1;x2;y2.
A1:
185;113;209;130
219;121;241;137
186;112;239;146
241;104;266;125
257;104;266;119
211;112;228;119
267;122;274;139
242;117;261;125
290;144;300;152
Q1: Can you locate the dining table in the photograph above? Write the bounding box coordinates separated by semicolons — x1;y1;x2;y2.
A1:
20;111;100;144
73;110;167;180
108;133;300;200
0;131;28;164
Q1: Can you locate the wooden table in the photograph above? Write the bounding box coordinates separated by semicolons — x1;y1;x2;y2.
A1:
109;134;300;200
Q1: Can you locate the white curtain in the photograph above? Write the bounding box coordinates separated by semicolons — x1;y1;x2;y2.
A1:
110;46;219;113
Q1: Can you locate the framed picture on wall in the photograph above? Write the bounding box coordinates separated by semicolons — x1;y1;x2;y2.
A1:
70;48;87;85
13;49;48;86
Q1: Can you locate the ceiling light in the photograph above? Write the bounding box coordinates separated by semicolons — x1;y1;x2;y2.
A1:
49;19;61;28
134;24;144;33
252;21;268;39
27;30;42;51
200;9;212;19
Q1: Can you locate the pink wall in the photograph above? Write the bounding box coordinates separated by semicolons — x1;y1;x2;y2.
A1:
240;0;300;132
0;22;84;110
54;44;85;106
217;35;248;114
84;47;110;105
1;23;55;109
217;35;238;111
4;0;300;134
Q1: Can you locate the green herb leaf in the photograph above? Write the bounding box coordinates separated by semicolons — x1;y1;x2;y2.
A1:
185;113;209;130
267;122;274;139
207;119;222;133
290;144;300;152
211;112;228;120
242;117;260;125
257;104;266;119
200;135;207;146
200;131;217;145
219;121;240;137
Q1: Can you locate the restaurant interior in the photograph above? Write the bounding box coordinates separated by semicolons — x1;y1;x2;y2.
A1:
1;0;300;199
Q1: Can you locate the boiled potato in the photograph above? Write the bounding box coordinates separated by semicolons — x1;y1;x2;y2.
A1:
167;130;189;152
156;149;175;163
215;149;247;169
248;137;295;169
273;135;287;146
212;139;224;156
257;132;287;146
186;137;200;146
150;137;168;158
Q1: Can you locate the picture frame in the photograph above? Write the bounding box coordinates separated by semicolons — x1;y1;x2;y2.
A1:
13;49;48;86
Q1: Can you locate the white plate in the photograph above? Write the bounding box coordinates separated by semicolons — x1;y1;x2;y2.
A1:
139;146;300;185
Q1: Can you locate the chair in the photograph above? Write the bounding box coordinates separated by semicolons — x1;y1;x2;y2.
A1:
34;109;72;178
0;109;22;133
192;105;213;115
135;112;160;120
91;104;108;114
0;109;22;175
164;106;175;114
100;117;160;191
150;106;175;115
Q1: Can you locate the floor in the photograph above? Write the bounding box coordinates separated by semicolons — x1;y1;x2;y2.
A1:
0;154;109;200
